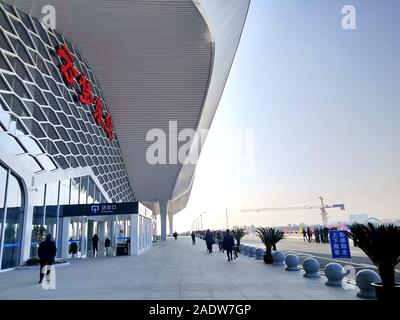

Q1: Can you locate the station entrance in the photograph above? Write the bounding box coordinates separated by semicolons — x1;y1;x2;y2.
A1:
59;202;152;259
67;215;132;259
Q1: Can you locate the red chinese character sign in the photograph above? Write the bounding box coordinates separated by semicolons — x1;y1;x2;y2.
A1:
56;44;114;141
57;45;78;86
103;114;113;140
93;97;104;127
78;73;93;104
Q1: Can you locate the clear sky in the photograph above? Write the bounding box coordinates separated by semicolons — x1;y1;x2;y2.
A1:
174;0;400;232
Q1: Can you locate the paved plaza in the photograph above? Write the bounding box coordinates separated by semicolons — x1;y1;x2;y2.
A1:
0;237;360;300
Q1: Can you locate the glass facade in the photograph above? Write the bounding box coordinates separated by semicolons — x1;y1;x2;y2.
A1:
0;162;25;269
0;163;140;269
0;2;153;268
28;174;108;260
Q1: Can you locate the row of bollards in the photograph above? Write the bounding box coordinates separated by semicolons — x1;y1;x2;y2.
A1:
239;245;381;299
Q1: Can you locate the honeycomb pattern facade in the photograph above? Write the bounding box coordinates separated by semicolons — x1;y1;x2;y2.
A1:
0;1;135;203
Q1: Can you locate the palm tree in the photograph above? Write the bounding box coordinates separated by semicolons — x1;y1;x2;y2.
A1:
232;228;246;251
255;227;284;263
348;223;400;290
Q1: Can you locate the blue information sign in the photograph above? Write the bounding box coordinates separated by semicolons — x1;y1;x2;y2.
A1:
59;202;138;217
329;230;351;259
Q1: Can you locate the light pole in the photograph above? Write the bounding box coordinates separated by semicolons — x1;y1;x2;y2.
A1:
226;208;229;229
200;211;206;230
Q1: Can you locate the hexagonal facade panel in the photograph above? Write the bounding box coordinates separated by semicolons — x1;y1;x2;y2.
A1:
0;1;134;203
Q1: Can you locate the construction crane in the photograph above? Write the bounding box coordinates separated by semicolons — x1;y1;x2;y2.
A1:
241;196;345;225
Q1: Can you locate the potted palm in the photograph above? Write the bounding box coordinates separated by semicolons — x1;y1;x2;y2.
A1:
232;228;246;252
255;227;284;264
348;223;400;300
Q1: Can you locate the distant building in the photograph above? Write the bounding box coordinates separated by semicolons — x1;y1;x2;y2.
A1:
233;225;256;234
348;214;369;224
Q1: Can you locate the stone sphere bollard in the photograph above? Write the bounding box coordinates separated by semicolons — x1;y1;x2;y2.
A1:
248;247;257;257
272;251;285;266
356;269;381;299
255;248;264;260
303;258;321;278
285;254;300;271
325;263;349;287
243;246;250;255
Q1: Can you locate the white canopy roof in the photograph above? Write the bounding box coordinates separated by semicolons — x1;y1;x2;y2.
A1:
9;0;250;213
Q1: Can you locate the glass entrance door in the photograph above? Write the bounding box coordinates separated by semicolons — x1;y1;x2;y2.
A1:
68;217;87;258
87;220;99;258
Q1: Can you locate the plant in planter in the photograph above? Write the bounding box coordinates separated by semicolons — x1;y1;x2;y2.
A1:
24;258;67;267
30;225;47;258
348;223;400;300
25;257;41;266
232;228;246;251
255;227;284;264
69;242;78;259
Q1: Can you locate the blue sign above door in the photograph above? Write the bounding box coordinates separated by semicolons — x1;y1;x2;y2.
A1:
59;202;138;217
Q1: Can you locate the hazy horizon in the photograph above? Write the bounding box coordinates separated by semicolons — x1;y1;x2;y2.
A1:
173;0;400;232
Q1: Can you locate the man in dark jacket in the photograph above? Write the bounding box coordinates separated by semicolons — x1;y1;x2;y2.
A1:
92;234;99;257
216;231;224;251
205;229;214;253
223;229;235;261
105;238;111;256
314;227;320;243
191;231;196;245
38;234;57;283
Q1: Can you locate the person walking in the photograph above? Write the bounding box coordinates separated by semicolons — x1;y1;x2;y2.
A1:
105;237;111;256
323;227;329;243
223;229;235;261
38;234;57;284
173;231;178;240
92;234;99;257
307;227;312;243
191;231;196;245
302;228;307;242
205;229;214;253
314;227;320;243
319;227;325;243
217;230;224;251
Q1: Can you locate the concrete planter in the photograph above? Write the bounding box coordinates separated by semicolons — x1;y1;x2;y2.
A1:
371;282;400;301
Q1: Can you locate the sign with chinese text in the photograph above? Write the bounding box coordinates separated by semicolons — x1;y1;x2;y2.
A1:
329;230;351;259
59;202;138;217
56;45;114;140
